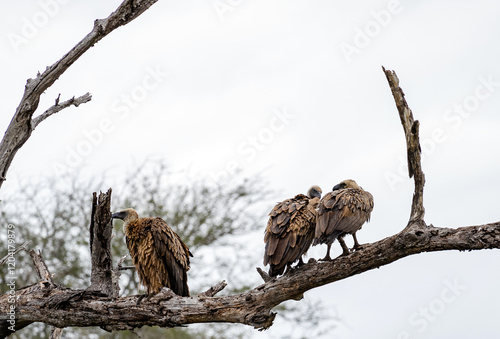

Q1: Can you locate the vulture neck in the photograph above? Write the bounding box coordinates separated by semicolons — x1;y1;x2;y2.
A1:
123;211;140;238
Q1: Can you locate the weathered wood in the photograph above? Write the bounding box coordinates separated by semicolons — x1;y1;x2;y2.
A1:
256;267;272;283
50;327;63;339
0;222;498;336
0;0;159;190
89;189;113;296
112;255;128;298
29;250;54;285
383;66;426;224
198;281;227;298
31;93;92;130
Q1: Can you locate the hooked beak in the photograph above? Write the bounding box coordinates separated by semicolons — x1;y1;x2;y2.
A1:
111;211;127;220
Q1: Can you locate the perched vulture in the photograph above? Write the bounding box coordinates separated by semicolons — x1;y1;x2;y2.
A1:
313;179;374;260
264;185;322;277
111;208;192;296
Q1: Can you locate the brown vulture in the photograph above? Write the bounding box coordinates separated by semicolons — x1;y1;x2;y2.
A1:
264;185;322;277
111;208;192;296
313;179;374;260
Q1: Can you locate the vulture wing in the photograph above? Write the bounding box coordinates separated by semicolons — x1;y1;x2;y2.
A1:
315;188;374;244
264;194;318;276
126;217;191;296
149;217;191;296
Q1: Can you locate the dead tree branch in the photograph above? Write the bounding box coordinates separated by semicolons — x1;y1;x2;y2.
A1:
31;93;92;130
89;189;114;296
0;222;498;336
383;66;426;225
198;281;228;298
50;327;63;339
0;0;159;190
29;250;55;286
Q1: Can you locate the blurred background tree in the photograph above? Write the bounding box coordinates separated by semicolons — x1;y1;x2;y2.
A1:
0;159;338;339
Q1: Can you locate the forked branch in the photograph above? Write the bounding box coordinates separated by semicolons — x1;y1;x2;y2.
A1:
0;0;159;190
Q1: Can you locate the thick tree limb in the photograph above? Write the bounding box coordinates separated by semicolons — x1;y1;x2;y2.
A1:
0;0;159;190
383;66;426;224
0;222;498;336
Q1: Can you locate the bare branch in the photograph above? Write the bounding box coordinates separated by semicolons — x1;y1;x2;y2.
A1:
0;222;497;335
0;241;30;266
112;255;128;297
0;0;159;190
31;93;92;130
50;327;63;339
256;267;272;283
29;249;55;285
198;280;227;298
382;66;426;224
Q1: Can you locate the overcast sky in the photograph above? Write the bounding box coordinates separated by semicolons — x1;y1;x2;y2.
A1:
1;1;500;338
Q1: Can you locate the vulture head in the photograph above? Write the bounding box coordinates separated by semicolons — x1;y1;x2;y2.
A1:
307;185;322;199
111;208;139;224
332;179;361;191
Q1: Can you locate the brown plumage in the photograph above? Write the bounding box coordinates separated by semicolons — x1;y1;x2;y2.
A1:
264;186;322;277
313;179;374;260
111;208;192;296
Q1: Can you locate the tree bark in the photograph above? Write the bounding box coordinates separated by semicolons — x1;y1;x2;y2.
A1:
89;189;114;297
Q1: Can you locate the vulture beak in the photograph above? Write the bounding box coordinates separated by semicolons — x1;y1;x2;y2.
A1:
332;183;343;192
111;211;127;220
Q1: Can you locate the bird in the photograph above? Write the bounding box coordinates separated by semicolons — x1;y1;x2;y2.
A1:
263;185;322;277
313;179;374;260
111;208;192;297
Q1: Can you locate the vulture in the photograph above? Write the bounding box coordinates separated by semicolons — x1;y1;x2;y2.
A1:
313;179;374;260
111;208;192;297
264;185;322;277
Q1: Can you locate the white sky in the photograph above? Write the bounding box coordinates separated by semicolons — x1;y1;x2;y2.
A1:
1;1;500;338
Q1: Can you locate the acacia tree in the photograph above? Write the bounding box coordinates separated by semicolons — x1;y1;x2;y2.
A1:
0;1;499;338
